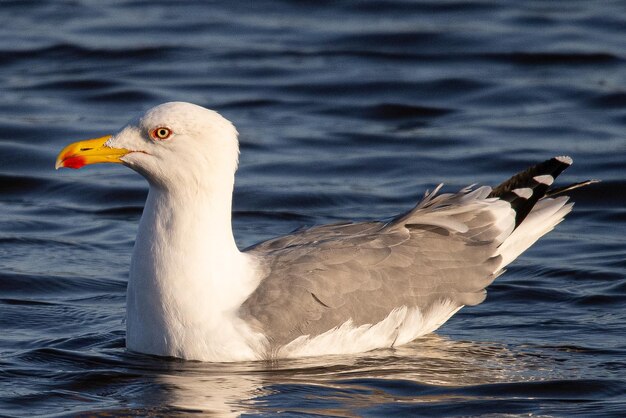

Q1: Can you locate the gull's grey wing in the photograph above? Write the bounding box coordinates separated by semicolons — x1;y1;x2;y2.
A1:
239;186;509;350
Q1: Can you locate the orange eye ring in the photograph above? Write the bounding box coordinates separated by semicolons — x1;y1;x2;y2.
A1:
151;127;172;140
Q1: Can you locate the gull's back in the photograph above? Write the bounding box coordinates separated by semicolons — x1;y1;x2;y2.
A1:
239;157;584;359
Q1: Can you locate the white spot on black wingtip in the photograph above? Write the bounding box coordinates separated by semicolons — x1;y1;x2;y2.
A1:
533;174;554;185
555;155;573;165
512;187;533;199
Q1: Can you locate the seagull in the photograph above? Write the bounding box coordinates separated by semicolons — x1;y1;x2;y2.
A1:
56;102;594;362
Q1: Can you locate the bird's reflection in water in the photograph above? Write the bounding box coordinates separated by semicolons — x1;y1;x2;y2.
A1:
152;334;552;416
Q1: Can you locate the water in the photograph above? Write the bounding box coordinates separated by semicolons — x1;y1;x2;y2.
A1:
1;0;625;416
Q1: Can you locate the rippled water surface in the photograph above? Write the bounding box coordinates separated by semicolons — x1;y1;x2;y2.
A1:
1;1;625;416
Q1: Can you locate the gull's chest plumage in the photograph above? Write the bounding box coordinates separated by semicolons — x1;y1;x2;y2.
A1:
125;189;266;361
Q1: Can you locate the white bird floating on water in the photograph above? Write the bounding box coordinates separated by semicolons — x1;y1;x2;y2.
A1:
56;102;594;362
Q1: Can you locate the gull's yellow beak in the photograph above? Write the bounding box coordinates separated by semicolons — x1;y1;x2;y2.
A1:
55;135;130;169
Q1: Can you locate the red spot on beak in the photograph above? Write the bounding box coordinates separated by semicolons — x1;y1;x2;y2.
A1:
62;156;87;169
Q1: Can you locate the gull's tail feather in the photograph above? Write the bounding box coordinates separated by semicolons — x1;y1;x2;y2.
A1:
496;196;573;269
489;156;574;227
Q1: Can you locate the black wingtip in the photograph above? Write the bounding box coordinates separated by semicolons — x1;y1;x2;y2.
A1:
489;156;575;228
554;155;573;166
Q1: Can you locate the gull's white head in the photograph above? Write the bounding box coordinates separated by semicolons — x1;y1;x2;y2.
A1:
55;102;240;190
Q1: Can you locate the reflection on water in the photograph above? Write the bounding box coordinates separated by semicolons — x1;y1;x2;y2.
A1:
153;335;551;415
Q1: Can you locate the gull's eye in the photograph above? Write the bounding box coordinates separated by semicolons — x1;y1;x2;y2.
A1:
151;127;172;141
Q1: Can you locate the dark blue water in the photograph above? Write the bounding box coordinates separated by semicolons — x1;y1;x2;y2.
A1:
1;1;625;416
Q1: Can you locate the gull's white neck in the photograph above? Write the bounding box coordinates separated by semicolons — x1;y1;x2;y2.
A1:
125;175;264;361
